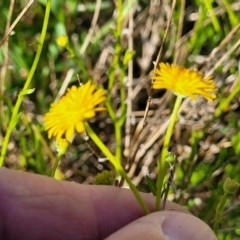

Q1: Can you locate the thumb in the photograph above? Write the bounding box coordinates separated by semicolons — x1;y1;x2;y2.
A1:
106;211;217;240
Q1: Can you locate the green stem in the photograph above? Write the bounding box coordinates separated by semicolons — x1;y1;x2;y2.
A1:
203;0;221;33
155;95;183;211
0;0;51;166
215;75;240;118
65;45;89;81
213;193;228;235
115;122;122;163
84;122;150;214
115;67;127;162
105;0;126;163
51;154;61;178
118;167;150;215
221;0;239;26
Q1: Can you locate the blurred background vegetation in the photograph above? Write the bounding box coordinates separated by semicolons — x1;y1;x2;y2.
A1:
0;0;239;239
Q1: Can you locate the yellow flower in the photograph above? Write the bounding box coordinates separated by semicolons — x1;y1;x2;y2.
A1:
56;35;69;48
152;63;216;101
44;81;106;140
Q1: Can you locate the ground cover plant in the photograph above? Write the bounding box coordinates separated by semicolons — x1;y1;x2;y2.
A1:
0;0;240;239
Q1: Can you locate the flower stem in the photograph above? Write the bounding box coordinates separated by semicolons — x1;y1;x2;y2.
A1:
65;45;89;81
155;95;183;211
118;167;150;214
84;122;150;214
213;193;228;235
105;0;126;164
51;154;61;178
115;122;122;163
0;0;51;166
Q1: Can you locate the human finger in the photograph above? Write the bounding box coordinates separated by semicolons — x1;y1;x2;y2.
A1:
106;211;217;240
0;168;189;239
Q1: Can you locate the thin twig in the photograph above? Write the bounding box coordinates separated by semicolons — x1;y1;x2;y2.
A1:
79;0;101;55
173;0;186;64
143;0;177;126
55;68;74;102
118;1;135;188
201;23;240;73
0;0;35;48
0;0;15;131
153;0;177;70
124;0;135;158
206;38;240;77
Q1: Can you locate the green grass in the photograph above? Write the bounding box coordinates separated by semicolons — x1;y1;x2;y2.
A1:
0;0;240;238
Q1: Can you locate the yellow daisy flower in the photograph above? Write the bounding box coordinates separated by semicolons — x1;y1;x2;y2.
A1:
44;81;106;140
152;63;216;101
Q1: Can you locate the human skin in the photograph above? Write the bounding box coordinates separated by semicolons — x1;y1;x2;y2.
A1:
0;168;217;240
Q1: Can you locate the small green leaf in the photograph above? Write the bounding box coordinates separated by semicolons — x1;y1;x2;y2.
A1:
146;175;157;196
19;88;35;96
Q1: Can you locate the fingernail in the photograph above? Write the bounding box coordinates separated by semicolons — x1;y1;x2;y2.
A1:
161;211;217;240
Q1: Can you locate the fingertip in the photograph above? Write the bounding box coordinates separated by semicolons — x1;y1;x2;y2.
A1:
161;211;217;240
106;211;217;240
